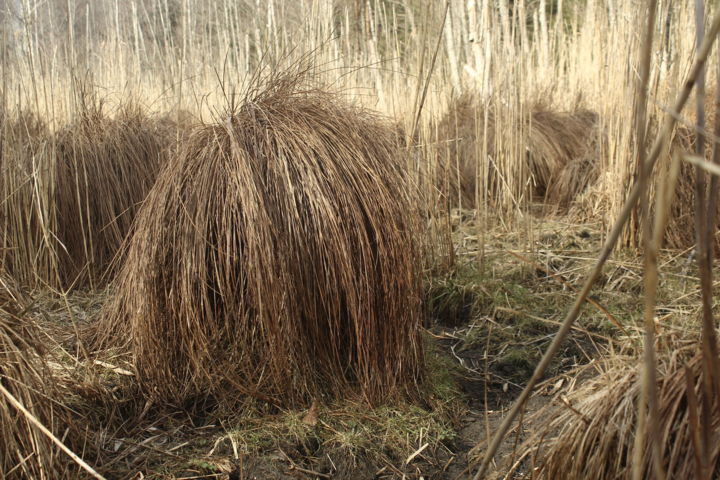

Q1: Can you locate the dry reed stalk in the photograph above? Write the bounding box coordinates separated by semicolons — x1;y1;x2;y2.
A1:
634;0;663;477
92;72;424;409
692;6;720;477
526;348;720;479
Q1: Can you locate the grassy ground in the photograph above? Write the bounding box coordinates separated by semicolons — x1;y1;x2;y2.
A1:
26;206;707;479
16;203;717;479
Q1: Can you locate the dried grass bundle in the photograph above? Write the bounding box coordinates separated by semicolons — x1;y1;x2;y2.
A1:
434;93;599;209
93;74;424;408
662;126;720;251
0;273;98;479
527;349;720;479
1;102;166;290
50;104;165;288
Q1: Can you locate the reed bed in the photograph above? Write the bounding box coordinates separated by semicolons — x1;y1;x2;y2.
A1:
92;73;424;409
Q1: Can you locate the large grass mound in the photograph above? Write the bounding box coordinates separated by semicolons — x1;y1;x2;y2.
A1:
93;75;424;408
435;93;600;210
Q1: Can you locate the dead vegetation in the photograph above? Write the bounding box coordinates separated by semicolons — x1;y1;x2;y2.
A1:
2;1;720;478
91;73;424;409
526;342;720;479
1;101;167;291
434;93;601;210
0;272;101;479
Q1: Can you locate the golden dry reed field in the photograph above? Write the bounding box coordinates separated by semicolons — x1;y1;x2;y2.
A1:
1;0;720;479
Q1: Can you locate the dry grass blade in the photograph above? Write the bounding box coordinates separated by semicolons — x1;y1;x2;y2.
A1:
91;71;424;409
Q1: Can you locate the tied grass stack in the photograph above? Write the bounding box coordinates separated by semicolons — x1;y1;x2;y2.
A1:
94;75;424;408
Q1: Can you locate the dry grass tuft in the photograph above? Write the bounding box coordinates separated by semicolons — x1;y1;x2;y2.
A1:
434;93;600;210
0;271;99;479
92;73;424;409
539;109;601;208
1;102;166;290
527;344;720;479
662;125;720;251
153;109;196;152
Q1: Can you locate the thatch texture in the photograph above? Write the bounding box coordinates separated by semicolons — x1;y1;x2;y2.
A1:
0;273;95;479
93;76;424;408
1;103;166;290
662;125;720;251
434;93;600;209
527;350;720;479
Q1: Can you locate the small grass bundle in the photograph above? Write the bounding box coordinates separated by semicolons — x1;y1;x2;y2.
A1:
434;93;599;210
662;126;720;251
50;103;165;289
93;74;424;408
2;102;166;290
0;273;97;479
526;348;720;479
